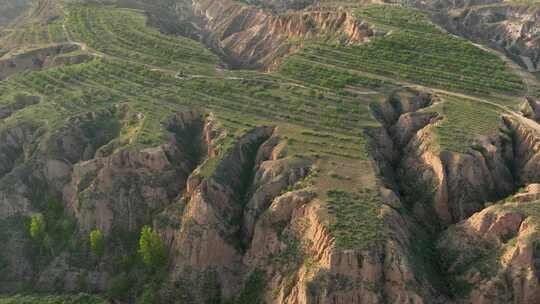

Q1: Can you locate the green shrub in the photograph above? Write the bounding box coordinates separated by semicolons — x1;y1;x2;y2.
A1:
138;226;167;270
89;229;105;257
29;213;45;242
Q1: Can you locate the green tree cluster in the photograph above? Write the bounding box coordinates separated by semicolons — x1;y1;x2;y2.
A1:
27;198;76;255
138;226;167;270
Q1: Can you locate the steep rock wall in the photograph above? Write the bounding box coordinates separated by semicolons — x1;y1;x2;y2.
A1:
369;87;540;303
370;89;519;228
438;186;540;303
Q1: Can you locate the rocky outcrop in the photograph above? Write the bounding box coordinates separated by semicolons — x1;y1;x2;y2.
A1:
0;108;212;293
155;124;419;303
504;116;540;184
368;87;540;303
369;89;523;227
62;111;207;234
438;186;540;303
169;126;278;298
167;127;324;302
271;203;443;303
241;138;308;241
0;122;37;181
521;97;540;122
0;123;43;292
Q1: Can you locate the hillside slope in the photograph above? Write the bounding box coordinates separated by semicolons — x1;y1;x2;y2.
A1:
0;0;540;303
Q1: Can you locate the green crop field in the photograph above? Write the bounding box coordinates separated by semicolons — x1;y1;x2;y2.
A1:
432;96;503;153
66;5;219;74
0;1;409;164
2;57;375;158
0;3;530;168
1;4;526;164
282;6;525;96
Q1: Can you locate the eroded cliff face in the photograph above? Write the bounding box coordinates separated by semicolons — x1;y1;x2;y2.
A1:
165;126;313;301
166;164;447;303
0;107;212;292
438;185;540;304
369;89;523;228
367;87;540;302
1;89;540;302
268;203;447;304
0;101;323;298
0;121;43;292
168;0;373;68
62;111;207;235
505;116;540;183
150;96;471;303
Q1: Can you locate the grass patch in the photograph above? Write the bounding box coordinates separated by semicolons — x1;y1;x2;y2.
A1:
433;96;502;153
326;188;385;250
279;57;388;90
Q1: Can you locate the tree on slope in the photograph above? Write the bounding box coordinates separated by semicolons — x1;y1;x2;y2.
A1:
90;228;105;258
138;225;167;270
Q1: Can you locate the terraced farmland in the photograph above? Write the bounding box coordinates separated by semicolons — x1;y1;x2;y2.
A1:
433;96;504;152
0;3;530;163
65;5;219;73
1;4;528;163
0;52;373;160
3;1;540;302
0;3;400;163
0;18;66;48
282;6;525;96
